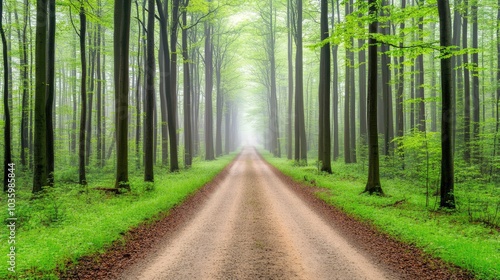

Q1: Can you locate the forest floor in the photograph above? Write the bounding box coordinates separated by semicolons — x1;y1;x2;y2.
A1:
63;147;473;279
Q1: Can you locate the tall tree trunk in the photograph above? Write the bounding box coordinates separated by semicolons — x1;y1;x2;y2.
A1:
1;0;12;192
182;0;192;167
144;0;155;182
471;0;480;161
215;57;223;157
78;5;87;185
452;0;462;153
114;0;132;189
365;0;383;195
437;0;455;209
33;0;48;192
45;0;55;185
294;0;307;163
417;0;426;132
85;25;96;167
169;0;180;170
205;14;215;160
17;0;29;168
286;0;293;159
381;0;393;155
318;0;331;173
358;2;367;143
395;0;405;146
331;0;339;161
96;9;103;167
463;0;471;162
158;20;168;167
344;0;351;163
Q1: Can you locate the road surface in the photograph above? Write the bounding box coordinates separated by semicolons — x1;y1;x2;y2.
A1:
121;147;397;280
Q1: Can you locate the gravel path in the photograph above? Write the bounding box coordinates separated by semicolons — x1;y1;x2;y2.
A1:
120;147;398;279
61;146;473;280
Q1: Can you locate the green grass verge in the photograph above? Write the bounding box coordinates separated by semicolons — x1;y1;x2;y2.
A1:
1;153;237;279
261;150;500;280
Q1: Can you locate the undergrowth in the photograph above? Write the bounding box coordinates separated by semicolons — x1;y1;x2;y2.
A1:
261;150;500;280
0;153;236;279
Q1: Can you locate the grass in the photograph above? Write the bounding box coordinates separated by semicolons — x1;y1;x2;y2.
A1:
1;153;236;279
261;150;500;280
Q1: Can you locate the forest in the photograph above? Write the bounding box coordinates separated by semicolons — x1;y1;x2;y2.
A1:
0;0;499;278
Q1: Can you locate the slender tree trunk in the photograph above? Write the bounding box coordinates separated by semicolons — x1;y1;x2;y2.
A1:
33;0;48;192
96;10;102;167
286;0;293;159
205;16;215;160
168;0;180;170
144;0;155;182
437;0;455;209
182;0;192;167
318;0;331;173
78;5;87;185
1;0;12;192
396;0;405;143
45;0;55;185
17;0;29;167
365;0;383;195
85;25;96;167
417;0;426;132
114;0;132;189
295;0;307;163
463;0;471;162
331;0;339;160
471;0;480;161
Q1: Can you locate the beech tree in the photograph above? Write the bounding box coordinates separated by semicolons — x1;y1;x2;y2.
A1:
364;0;383;195
114;0;132;189
1;0;11;192
318;0;331;173
437;0;455;209
33;0;48;192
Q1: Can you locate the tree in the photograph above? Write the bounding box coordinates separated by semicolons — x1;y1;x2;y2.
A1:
144;0;155;182
168;0;180;170
344;0;352;163
286;0;293;160
78;4;87;185
46;0;55;185
182;0;193;167
437;0;455;209
205;5;215;161
114;0;132;189
471;0;480;160
364;0;383;195
331;0;340;161
294;0;307;163
318;0;331;173
33;0;48;192
463;0;471;162
1;0;12;192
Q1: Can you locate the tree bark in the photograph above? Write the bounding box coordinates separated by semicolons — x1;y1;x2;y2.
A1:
364;0;383;195
294;0;307;163
463;0;471;162
318;0;331;173
1;0;12;192
33;0;48;192
114;0;132;189
144;0;155;182
78;5;87;185
205;12;215;160
182;0;192;167
437;0;455;209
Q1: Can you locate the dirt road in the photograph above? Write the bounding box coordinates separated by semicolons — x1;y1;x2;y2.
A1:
121;147;398;280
